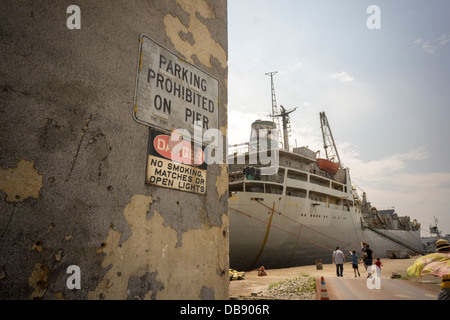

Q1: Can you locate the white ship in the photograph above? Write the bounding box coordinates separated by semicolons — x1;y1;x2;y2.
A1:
227;75;424;271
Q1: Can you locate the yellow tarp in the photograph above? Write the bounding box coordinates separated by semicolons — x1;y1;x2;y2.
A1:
407;253;450;278
229;269;245;280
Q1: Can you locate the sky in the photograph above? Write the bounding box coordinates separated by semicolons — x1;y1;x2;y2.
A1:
227;0;450;237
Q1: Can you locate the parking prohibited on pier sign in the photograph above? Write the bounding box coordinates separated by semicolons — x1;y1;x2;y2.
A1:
133;34;220;140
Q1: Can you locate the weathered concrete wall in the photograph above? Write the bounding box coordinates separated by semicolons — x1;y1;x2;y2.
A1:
0;0;228;300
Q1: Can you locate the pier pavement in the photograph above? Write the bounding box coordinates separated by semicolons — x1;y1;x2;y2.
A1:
229;257;441;300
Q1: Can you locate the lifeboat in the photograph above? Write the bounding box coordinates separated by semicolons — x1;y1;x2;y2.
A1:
316;158;339;174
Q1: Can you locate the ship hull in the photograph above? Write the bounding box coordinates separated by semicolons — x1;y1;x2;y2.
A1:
229;191;423;271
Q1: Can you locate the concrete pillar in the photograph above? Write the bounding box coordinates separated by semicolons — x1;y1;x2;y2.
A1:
0;0;228;300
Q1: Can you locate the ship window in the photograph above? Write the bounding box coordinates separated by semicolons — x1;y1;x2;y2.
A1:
309;191;327;203
286;187;307;198
287;170;308;182
259;168;284;184
329;197;341;206
310;176;330;188
264;183;283;195
245;182;264;193
331;182;344;192
229;182;244;193
276;168;285;183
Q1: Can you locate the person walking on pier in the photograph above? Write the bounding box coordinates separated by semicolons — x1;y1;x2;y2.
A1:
363;244;374;277
375;257;383;277
361;242;368;271
350;250;361;277
333;247;345;277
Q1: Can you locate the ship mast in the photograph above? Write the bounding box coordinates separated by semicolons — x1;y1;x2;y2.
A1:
265;71;297;151
274;105;297;151
265;71;283;148
320;111;341;166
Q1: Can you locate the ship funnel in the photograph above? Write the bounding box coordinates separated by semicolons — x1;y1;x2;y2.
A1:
249;120;278;152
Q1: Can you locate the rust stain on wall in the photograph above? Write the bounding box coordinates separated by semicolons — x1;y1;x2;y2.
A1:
0;159;43;202
164;0;227;69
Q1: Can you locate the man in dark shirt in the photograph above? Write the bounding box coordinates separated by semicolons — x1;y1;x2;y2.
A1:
364;244;373;277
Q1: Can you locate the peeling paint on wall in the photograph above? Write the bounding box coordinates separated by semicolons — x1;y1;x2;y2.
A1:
53;292;68;300
30;240;43;253
55;250;63;262
216;163;228;200
164;0;227;69
0;159;43;202
89;194;228;300
28;263;49;300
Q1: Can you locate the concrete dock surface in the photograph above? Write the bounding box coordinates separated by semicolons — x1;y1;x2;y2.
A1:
229;257;442;300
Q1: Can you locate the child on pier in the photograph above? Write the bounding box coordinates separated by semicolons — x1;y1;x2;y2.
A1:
350;250;361;277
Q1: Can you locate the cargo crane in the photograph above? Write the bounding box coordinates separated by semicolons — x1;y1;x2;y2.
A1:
318;112;341;174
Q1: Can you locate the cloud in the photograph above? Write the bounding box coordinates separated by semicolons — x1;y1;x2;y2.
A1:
287;62;303;71
342;145;429;185
327;72;354;83
339;143;450;234
414;33;450;54
422;43;438;54
227;109;268;145
277;62;304;77
438;33;450;46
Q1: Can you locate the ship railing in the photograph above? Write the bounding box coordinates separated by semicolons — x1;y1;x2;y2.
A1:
228;170;245;182
367;225;425;255
229;173;284;186
306;199;352;212
227;143;249;157
360;219;369;229
228;143;343;184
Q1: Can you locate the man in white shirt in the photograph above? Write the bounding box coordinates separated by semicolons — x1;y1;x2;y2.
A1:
332;247;346;277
